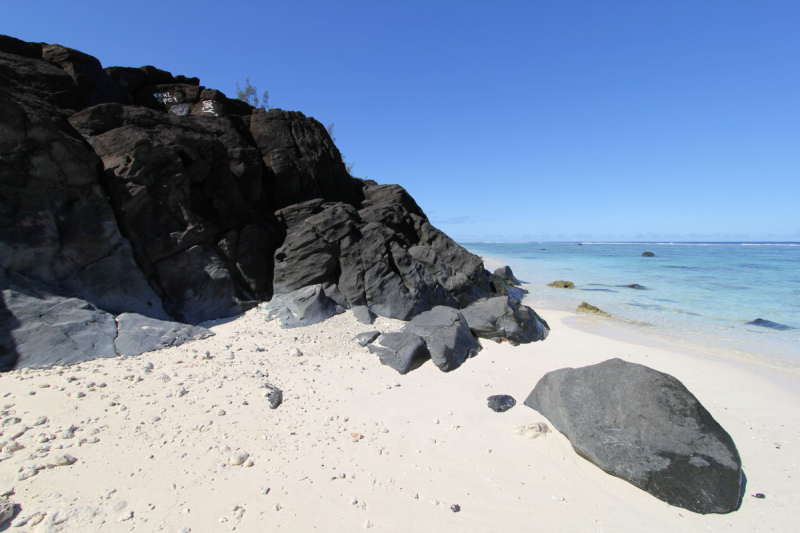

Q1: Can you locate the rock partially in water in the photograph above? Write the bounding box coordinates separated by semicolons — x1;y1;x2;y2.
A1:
524;358;743;514
577;302;612;318
487;395;516;412
642;252;656;257
747;318;793;331
548;280;574;289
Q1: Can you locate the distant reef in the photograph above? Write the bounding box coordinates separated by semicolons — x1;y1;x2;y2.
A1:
0;35;548;370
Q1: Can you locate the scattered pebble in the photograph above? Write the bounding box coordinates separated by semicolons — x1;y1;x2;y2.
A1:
53;453;77;466
229;450;250;466
451;504;461;512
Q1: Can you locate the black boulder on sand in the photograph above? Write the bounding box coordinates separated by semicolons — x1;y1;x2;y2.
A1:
367;332;431;374
404;306;481;372
524;358;742;514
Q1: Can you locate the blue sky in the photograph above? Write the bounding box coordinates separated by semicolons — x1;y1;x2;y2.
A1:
5;1;799;242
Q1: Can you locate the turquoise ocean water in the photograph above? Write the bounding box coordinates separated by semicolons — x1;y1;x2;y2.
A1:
461;242;800;369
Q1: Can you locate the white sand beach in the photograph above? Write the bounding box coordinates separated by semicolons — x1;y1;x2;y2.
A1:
1;299;798;532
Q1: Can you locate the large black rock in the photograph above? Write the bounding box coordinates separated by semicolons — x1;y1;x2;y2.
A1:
461;296;549;343
524;358;742;514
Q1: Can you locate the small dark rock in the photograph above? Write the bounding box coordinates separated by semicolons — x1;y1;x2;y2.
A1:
548;280;574;289
624;284;646;290
450;504;460;512
642;252;655;257
264;384;282;409
355;331;381;347
753;493;765;499
487;395;516;412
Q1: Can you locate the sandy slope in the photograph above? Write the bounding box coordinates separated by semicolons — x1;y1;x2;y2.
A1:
1;304;798;532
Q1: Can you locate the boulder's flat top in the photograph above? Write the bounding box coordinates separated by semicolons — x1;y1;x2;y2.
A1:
1;308;798;532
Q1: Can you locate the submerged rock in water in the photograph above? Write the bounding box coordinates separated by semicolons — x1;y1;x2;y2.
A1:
747;318;793;331
487;395;516;412
524;358;743;514
548;280;574;289
623;284;646;290
577;302;612;318
642;252;655;257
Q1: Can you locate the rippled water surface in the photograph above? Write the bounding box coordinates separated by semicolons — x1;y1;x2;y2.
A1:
461;242;800;368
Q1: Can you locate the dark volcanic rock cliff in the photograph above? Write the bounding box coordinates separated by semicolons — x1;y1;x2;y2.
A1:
0;35;546;370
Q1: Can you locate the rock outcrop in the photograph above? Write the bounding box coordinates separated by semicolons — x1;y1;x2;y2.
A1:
0;266;211;370
642;251;655;257
0;35;549;370
548;280;574;289
524;358;742;514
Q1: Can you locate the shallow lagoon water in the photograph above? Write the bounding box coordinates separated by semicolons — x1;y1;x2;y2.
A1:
462;242;800;369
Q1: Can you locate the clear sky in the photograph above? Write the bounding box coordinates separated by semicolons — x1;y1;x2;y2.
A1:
5;1;799;242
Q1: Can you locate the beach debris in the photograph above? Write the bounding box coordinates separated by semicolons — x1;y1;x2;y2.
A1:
552;495;565;502
351;433;364;442
450;504;461;512
548;280;574;289
511;423;550;439
753;493;766;499
355;331;380;347
487;395;516;412
577;302;612;317
433;419;440;425
363;520;373;529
